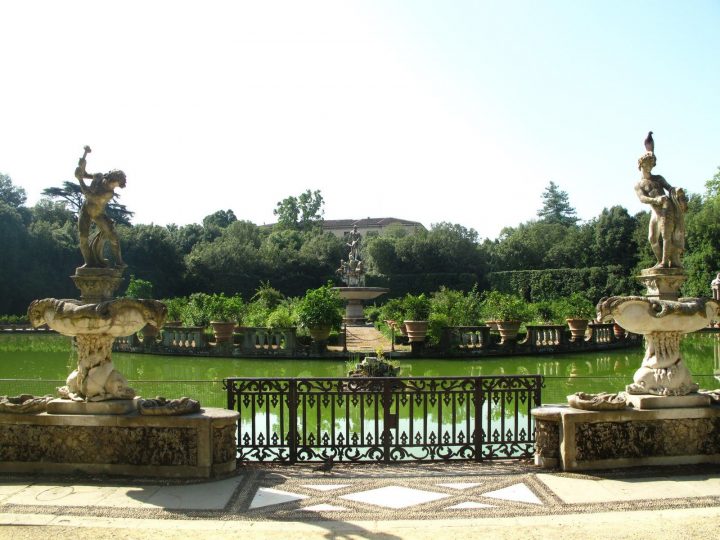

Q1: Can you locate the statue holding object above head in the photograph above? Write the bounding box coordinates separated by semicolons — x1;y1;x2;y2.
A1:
74;146;127;269
634;134;688;269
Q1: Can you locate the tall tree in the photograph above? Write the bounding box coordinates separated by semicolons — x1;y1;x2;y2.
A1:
0;173;27;208
274;189;324;230
537;181;578;226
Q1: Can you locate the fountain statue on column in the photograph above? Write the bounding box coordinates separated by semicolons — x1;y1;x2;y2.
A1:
28;147;166;410
334;225;388;324
597;133;719;407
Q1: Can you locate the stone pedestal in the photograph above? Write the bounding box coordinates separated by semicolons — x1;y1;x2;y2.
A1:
334;287;389;325
533;404;720;471
71;267;125;304
624;393;711;410
0;408;239;478
636;267;687;301
47;398;139;415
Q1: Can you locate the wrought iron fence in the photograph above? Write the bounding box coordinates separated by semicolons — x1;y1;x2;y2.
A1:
223;375;544;463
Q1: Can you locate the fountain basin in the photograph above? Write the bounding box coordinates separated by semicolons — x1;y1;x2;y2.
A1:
597;296;718;335
334;287;389;325
28;298;167;337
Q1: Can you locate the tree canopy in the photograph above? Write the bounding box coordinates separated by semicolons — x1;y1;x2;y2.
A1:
537;181;578;226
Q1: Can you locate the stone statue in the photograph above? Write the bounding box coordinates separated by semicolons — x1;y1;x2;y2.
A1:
347;225;361;261
337;226;366;286
75;146;127;269
712;273;720;301
635;142;688;269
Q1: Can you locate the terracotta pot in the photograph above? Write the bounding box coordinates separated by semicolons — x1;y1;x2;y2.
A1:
403;320;429;343
486;320;499;332
496;320;521;343
566;319;589;342
308;325;332;341
613;322;626;339
211;321;237;343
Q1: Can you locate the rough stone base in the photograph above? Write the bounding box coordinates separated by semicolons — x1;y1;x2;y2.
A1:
624;393;711;410
0;407;238;478
47;397;140;415
532;404;720;471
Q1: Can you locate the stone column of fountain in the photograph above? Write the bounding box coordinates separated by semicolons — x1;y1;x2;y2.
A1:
28;146;166;414
333;225;388;324
597;133;719;409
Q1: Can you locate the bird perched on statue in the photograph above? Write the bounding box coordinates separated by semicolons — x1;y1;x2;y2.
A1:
644;131;654;153
313;456;335;474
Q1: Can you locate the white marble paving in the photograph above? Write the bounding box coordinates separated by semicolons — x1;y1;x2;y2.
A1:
249;487;308;509
537;473;720;504
340;486;451;509
481;483;543;505
3;477;243;511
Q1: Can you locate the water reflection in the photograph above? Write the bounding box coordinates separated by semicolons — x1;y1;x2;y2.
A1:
1;333;719;407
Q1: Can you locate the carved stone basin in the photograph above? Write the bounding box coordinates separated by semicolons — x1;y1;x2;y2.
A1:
334;287;389;301
597;296;718;335
28;298;167;337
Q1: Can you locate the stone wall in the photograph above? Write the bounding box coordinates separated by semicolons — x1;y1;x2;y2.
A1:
0;408;239;478
533;405;720;470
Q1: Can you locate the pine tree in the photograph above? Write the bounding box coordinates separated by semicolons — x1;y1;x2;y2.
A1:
537;181;578;226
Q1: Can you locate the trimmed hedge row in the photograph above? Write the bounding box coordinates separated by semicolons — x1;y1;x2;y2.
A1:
486;266;641;302
366;273;481;298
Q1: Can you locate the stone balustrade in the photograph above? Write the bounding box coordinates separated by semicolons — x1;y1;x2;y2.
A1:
239;327;297;356
161;326;207;351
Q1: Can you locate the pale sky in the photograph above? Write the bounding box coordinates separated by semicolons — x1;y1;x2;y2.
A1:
1;0;718;239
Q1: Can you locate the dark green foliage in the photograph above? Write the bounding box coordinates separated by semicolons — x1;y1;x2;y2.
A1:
295;283;343;330
124;275;154;299
274;189;324;231
488;266;640;303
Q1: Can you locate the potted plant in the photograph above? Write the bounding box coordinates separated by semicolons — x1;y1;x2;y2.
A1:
402;293;431;343
206;293;243;344
481;291;530;343
556;293;596;341
296;283;343;342
162;297;185;327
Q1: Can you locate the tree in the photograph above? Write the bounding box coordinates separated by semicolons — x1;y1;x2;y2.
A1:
273;189;324;230
42;180;133;226
592;206;638;270
537;181;578;226
0;173;27;208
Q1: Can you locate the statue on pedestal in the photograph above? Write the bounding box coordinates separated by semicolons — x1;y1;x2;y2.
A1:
634;137;688;269
75;145;127;269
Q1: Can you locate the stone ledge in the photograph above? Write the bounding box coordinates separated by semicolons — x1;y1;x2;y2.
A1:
533;405;720;471
0;407;239;479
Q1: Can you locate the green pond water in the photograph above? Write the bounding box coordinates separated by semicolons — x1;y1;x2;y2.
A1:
2;333;719;408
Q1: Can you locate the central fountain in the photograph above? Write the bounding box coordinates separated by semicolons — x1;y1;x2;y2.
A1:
333;225;388;324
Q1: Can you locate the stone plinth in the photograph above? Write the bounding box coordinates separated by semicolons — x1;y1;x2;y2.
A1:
624;393;711;410
636;267;687;301
533;404;720;471
71;267;125;304
0;407;239;478
47;398;139;415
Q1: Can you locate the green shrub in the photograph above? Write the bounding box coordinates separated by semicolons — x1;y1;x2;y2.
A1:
266;301;298;329
161;297;186;322
554;293;596;320
124;275;154;299
481;291;531;322
402;293;431;321
296;283;343;330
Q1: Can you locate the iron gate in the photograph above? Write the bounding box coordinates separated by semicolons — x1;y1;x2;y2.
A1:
223;375;544;463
